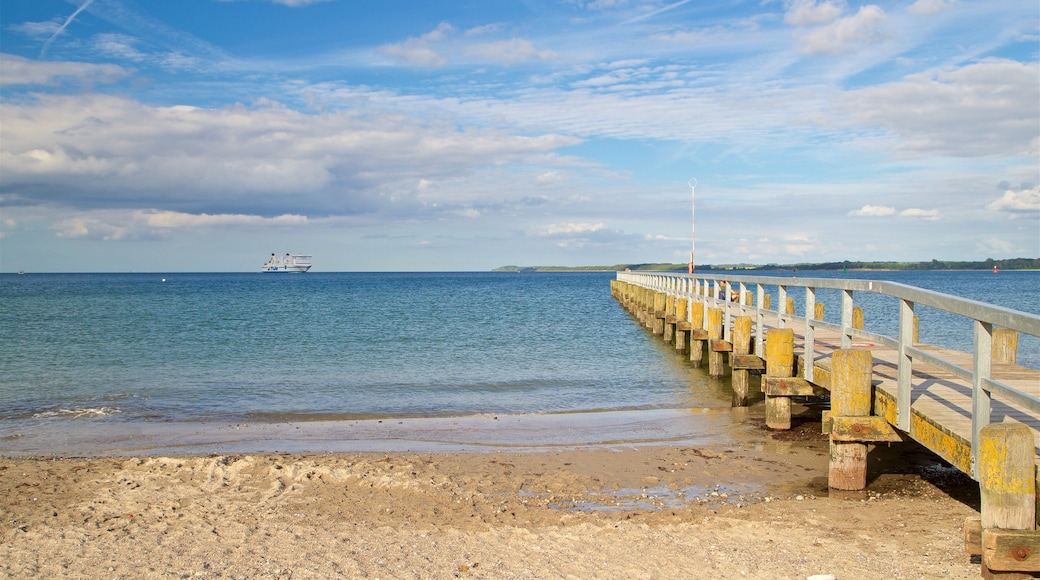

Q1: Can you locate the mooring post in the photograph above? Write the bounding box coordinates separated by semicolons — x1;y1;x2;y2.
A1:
731;316;752;406
814;302;825;320
977;422;1039;577
689;300;706;367
765;328;794;429
707;307;725;377
828;349;874;490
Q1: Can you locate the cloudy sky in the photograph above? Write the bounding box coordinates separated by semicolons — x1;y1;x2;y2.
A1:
1;0;1037;272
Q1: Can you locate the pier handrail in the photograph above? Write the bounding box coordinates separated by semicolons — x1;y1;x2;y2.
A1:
616;270;1040;478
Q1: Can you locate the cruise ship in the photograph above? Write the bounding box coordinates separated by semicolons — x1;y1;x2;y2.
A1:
261;253;312;273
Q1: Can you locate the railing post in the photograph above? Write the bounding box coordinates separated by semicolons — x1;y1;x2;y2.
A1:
778;285;788;328
804;286;816;383
972;320;994;478
841;289;854;348
897;298;914;432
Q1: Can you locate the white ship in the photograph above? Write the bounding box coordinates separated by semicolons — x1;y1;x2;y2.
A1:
262;253;312;273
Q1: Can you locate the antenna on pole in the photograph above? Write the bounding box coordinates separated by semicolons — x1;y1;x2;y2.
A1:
688;178;697;274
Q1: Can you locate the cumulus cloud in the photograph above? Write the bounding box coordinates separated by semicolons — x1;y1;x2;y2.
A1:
0;53;128;86
533;222;606;236
839;59;1039;158
849;204;896;216
898;208;940;220
907;0;956;16
379;23;554;66
0;90;580;220
986;186;1040;214
784;0;845;26
51;209;309;240
795;4;888;55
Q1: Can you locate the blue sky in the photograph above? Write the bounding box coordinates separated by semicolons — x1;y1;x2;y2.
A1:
0;0;1037;272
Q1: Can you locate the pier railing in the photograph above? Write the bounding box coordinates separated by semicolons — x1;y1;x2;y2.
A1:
615;270;1040;479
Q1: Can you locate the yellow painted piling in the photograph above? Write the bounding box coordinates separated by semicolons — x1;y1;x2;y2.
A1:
731;316;752;406
814;302;825;321
652;291;666;335
978;423;1039;577
993;328;1019;365
785;297;795;316
765;328;794;430
853;306;864;330
828;349;874;491
707;308;725;377
675;298;689;354
689;301;705;367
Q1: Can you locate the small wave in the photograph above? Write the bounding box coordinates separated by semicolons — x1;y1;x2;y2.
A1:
32;407;121;419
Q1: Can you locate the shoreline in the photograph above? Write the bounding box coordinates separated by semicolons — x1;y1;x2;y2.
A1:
0;407;759;458
1;428;982;578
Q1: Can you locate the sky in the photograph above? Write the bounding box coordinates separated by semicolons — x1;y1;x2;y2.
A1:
0;0;1037;272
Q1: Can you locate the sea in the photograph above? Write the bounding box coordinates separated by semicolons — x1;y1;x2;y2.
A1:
0;270;1037;456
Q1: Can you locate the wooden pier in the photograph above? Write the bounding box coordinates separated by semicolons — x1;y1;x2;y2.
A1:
612;272;1040;578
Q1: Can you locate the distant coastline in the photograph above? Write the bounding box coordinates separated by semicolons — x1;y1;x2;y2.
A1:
493;258;1040;273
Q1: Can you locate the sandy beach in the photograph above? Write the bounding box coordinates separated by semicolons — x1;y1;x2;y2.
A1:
1;420;982;580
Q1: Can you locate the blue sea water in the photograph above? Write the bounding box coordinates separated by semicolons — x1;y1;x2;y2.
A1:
0;269;1036;454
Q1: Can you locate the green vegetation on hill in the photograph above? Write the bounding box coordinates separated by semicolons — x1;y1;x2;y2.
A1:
493;258;1040;272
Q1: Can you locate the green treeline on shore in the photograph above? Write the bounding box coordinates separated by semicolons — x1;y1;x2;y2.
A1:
493;258;1040;273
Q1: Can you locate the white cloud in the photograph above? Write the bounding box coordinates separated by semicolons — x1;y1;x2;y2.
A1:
838;59;1039;158
534;222;606;236
463;39;556;64
898;208;940;220
907;0;956;16
379;23;455;66
0;91;579;219
784;0;845;26
52;210;309;241
796;4;888;55
0;53;129;86
849;204;896;216
986;186;1040;214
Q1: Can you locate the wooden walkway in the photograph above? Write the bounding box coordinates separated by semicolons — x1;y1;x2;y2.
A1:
789;320;1039;476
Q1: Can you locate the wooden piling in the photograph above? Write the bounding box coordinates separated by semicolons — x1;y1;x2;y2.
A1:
675;298;689;354
763;294;771;310
689;301;705;367
828;349;874;491
853;306;864;330
707;308;725;377
663;294;676;343
731;316;752;406
785;297;795;316
652;291;666;335
814;302;825;321
765;328;794;430
993;328;1019;365
978;422;1039;577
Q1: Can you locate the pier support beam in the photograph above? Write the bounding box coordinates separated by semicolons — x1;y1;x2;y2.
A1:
707;308;725;377
731;316;752;406
674;298;689;354
974;422;1039;578
689;301;706;367
828;349;874;491
764;328;794;430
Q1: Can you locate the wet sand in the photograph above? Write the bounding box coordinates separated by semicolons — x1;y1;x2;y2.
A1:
1;412;982;579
